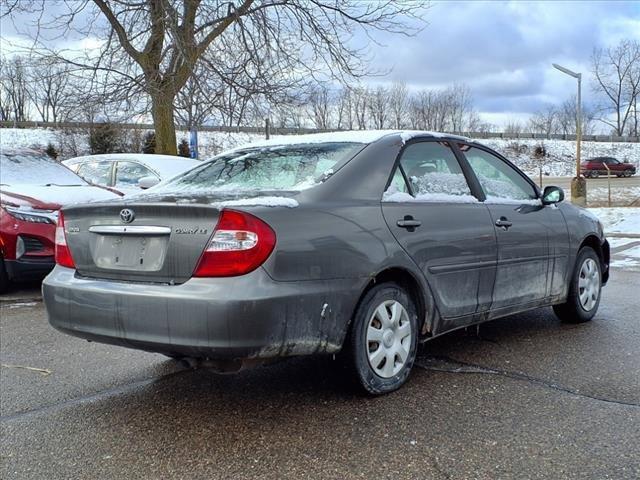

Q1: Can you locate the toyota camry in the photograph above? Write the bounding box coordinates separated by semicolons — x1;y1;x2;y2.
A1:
42;131;609;394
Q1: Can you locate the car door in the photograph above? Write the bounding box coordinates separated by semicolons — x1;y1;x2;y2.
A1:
458;144;550;311
381;139;497;321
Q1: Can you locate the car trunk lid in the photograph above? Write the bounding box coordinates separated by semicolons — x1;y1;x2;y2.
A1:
62;202;220;284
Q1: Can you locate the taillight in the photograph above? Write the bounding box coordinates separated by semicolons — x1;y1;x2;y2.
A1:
193;209;276;277
54;211;76;268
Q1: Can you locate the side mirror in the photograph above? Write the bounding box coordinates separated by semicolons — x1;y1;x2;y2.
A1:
138;176;160;189
542;185;564;205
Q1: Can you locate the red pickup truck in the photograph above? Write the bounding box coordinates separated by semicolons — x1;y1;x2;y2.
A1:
581;157;636;178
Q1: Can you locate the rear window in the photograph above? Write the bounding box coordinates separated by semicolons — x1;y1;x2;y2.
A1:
153;142;363;193
0;152;86;186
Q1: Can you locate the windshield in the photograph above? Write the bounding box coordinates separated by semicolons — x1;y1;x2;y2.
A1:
0;152;87;186
153;142;363;194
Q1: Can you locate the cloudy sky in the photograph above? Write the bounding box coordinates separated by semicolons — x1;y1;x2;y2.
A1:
1;0;639;128
368;0;640;126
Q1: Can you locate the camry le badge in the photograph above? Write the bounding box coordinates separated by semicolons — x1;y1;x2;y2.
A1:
119;208;135;224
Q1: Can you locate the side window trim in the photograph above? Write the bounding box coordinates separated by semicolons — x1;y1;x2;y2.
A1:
398;163;414;196
384;137;478;201
455;143;541;200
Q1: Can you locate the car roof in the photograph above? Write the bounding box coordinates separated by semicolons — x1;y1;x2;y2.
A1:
230;130;471;152
63;153;200;177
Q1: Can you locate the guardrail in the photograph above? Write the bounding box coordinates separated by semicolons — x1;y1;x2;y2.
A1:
1;121;638;143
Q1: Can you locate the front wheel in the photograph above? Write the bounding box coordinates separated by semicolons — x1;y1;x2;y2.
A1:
553;247;602;323
343;282;419;395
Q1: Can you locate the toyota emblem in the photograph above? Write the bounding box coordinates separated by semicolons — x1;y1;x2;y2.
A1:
119;208;135;223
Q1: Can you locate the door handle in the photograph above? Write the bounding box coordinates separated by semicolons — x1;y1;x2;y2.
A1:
397;216;422;231
495;217;513;230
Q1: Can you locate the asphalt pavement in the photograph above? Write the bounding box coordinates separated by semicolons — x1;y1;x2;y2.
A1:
1;270;639;480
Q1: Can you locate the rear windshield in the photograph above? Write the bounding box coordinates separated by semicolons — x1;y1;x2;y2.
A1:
153;142;363;193
0;152;87;186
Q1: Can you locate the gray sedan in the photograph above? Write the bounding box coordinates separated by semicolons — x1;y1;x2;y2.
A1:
43;131;610;394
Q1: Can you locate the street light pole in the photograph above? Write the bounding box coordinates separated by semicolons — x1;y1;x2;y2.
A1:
553;63;586;206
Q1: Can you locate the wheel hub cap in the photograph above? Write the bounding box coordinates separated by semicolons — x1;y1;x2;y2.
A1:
578;258;600;312
366;299;413;378
382;330;394;348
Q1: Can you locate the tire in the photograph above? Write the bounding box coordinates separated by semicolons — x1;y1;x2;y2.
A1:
553;247;602;323
0;257;9;294
343;282;419;395
624;170;633;177
591;170;599;178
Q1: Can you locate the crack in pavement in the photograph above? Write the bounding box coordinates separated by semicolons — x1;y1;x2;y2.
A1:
0;368;191;423
415;356;640;408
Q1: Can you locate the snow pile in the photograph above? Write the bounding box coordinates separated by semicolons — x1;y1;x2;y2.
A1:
588;207;640;235
0;151;83;185
410;172;472;197
3;184;118;205
210;196;299;208
588;207;640;271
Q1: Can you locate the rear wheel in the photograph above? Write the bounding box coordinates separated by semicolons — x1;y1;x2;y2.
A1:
553;247;601;323
0;256;9;294
343;282;419;395
591;170;599;178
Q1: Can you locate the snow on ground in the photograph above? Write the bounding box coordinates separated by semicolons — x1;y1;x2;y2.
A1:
588;207;640;271
480;138;639;177
588;207;640;235
2;128;638;177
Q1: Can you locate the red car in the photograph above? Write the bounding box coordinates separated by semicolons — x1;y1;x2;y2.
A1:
581;157;636;178
0;149;120;292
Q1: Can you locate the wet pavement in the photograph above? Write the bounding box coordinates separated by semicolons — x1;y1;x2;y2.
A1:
1;270;639;479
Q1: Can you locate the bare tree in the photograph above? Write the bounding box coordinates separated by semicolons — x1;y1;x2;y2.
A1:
529;105;558;137
592;39;640;135
27;57;72;123
0;57;12;121
352;86;369;130
335;87;354;130
0;56;29;122
5;1;424;154
556;96;596;135
368;85;389;129
308;85;332;130
388;81;409;129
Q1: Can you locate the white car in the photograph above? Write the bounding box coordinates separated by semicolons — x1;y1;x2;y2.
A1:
63;154;200;195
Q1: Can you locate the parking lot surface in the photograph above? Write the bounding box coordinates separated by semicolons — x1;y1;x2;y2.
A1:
1;270;639;479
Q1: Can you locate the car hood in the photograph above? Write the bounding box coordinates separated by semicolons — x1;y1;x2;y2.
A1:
0;184;120;210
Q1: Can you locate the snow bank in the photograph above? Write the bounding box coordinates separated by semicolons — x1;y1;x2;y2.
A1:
2;127;639;178
587;207;640;235
482;138;640;177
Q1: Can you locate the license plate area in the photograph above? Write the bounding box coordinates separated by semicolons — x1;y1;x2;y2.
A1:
92;235;168;271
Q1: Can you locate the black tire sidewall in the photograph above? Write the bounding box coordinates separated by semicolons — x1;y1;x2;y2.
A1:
0;257;9;294
349;283;419;395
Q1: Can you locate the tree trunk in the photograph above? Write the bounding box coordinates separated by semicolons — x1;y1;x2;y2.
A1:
151;91;178;155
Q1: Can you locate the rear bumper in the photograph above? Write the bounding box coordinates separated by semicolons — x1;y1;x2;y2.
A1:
42;266;362;360
5;256;55;281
